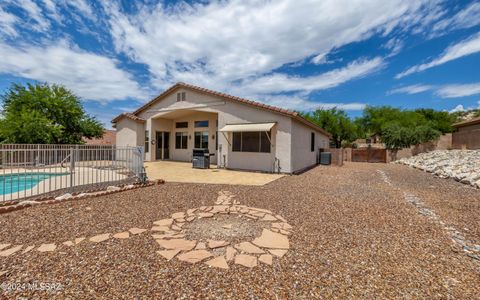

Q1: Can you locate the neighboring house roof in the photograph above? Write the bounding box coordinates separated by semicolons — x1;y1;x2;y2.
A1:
83;130;116;145
453;116;480;128
112;82;331;137
111;112;146;124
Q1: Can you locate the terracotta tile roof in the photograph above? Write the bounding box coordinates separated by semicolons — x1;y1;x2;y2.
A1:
83;130;116;145
453;116;480;128
112;82;331;137
111;112;146;124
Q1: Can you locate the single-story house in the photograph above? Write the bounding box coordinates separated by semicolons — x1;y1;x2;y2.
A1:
112;82;331;173
452;117;480;149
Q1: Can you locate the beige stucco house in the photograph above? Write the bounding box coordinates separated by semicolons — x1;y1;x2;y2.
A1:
112;83;331;173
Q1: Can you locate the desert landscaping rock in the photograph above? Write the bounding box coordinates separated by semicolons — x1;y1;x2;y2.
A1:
205;256;229;269
252;229;290;249
156;239;197;251
151;226;172;232
89;234;110;243
235;254;257;268
222;224;232;229
195;242;206;250
397;150;480;188
113;232;130;239
2;162;479;298
37;243;56;252
259;254;273;265
0;245;23;256
177;250;213;264
129;228;147;235
157;249;181;261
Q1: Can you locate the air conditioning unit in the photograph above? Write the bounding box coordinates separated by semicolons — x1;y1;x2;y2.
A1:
320;152;331;165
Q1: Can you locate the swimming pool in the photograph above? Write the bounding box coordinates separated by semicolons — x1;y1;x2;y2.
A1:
0;173;66;195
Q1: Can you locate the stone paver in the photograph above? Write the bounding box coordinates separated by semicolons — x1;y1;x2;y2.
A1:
198;212;214;218
151;226;172;232
0;245;23;257
74;237;85;244
129;228;147;235
156;239;197;251
22;246;34;253
252;229;290;249
89;234;110;243
171;212;185;219
259;254;273;265
152;233;185;239
268;249;288;258
235;242;265;254
195;242;206;250
208;240;229;249
177;250;213;264
154;219;174;226
262;214;277;221
0;244;11;251
157;249;181;261
205;256;229;269
37;244;56;252
63;241;74;246
113;232;130;239
225;247;237;261
235;254;257;268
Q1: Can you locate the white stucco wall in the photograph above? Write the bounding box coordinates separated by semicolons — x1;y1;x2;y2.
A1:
290;120;330;173
115;118;144;148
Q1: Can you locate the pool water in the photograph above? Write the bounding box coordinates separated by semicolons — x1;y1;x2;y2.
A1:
0;173;65;195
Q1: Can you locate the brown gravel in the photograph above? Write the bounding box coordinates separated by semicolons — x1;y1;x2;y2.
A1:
1;162;480;299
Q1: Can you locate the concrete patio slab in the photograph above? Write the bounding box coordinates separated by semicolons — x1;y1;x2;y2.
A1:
145;161;284;186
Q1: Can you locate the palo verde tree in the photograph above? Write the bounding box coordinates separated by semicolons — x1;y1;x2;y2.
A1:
0;83;104;144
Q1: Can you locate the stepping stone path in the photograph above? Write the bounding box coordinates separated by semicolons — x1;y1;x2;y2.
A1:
0;190;292;269
153;190;292;269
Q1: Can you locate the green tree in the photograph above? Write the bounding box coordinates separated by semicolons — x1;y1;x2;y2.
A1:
301;108;360;148
0;83;104;144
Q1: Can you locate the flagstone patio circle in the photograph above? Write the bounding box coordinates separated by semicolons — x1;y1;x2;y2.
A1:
152;191;292;269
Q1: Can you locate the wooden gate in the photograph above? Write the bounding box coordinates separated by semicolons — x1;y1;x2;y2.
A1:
351;148;387;163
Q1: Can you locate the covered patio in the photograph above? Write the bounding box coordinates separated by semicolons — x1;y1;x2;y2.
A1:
144;161;284;186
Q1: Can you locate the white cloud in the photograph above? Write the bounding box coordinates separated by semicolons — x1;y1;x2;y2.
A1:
449;104;465;113
388;84;433;95
0;6;18;36
103;0;436;95
397;32;480;78
436;83;480;98
431;2;480;36
0;41;146;102
256;94;366;111
17;0;51;31
234;57;384;95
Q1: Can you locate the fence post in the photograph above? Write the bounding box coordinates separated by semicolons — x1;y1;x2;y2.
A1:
70;147;75;190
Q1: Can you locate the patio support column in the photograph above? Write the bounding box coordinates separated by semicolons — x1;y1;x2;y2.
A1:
145;118;155;161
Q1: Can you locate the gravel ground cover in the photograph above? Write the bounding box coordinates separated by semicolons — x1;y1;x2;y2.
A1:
1;162;480;298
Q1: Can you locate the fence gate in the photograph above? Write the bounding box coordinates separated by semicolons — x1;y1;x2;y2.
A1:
351;148;387;163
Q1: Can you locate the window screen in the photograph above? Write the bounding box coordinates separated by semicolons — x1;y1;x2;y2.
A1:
311;132;315;152
176;122;188;128
232;132;271;153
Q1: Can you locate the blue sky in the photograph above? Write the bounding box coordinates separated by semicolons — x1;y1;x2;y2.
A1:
0;0;479;128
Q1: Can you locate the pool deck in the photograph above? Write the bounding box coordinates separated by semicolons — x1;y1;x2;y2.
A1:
145;161;284;186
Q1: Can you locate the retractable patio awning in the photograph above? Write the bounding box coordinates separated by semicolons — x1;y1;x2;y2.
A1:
219;122;276;132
